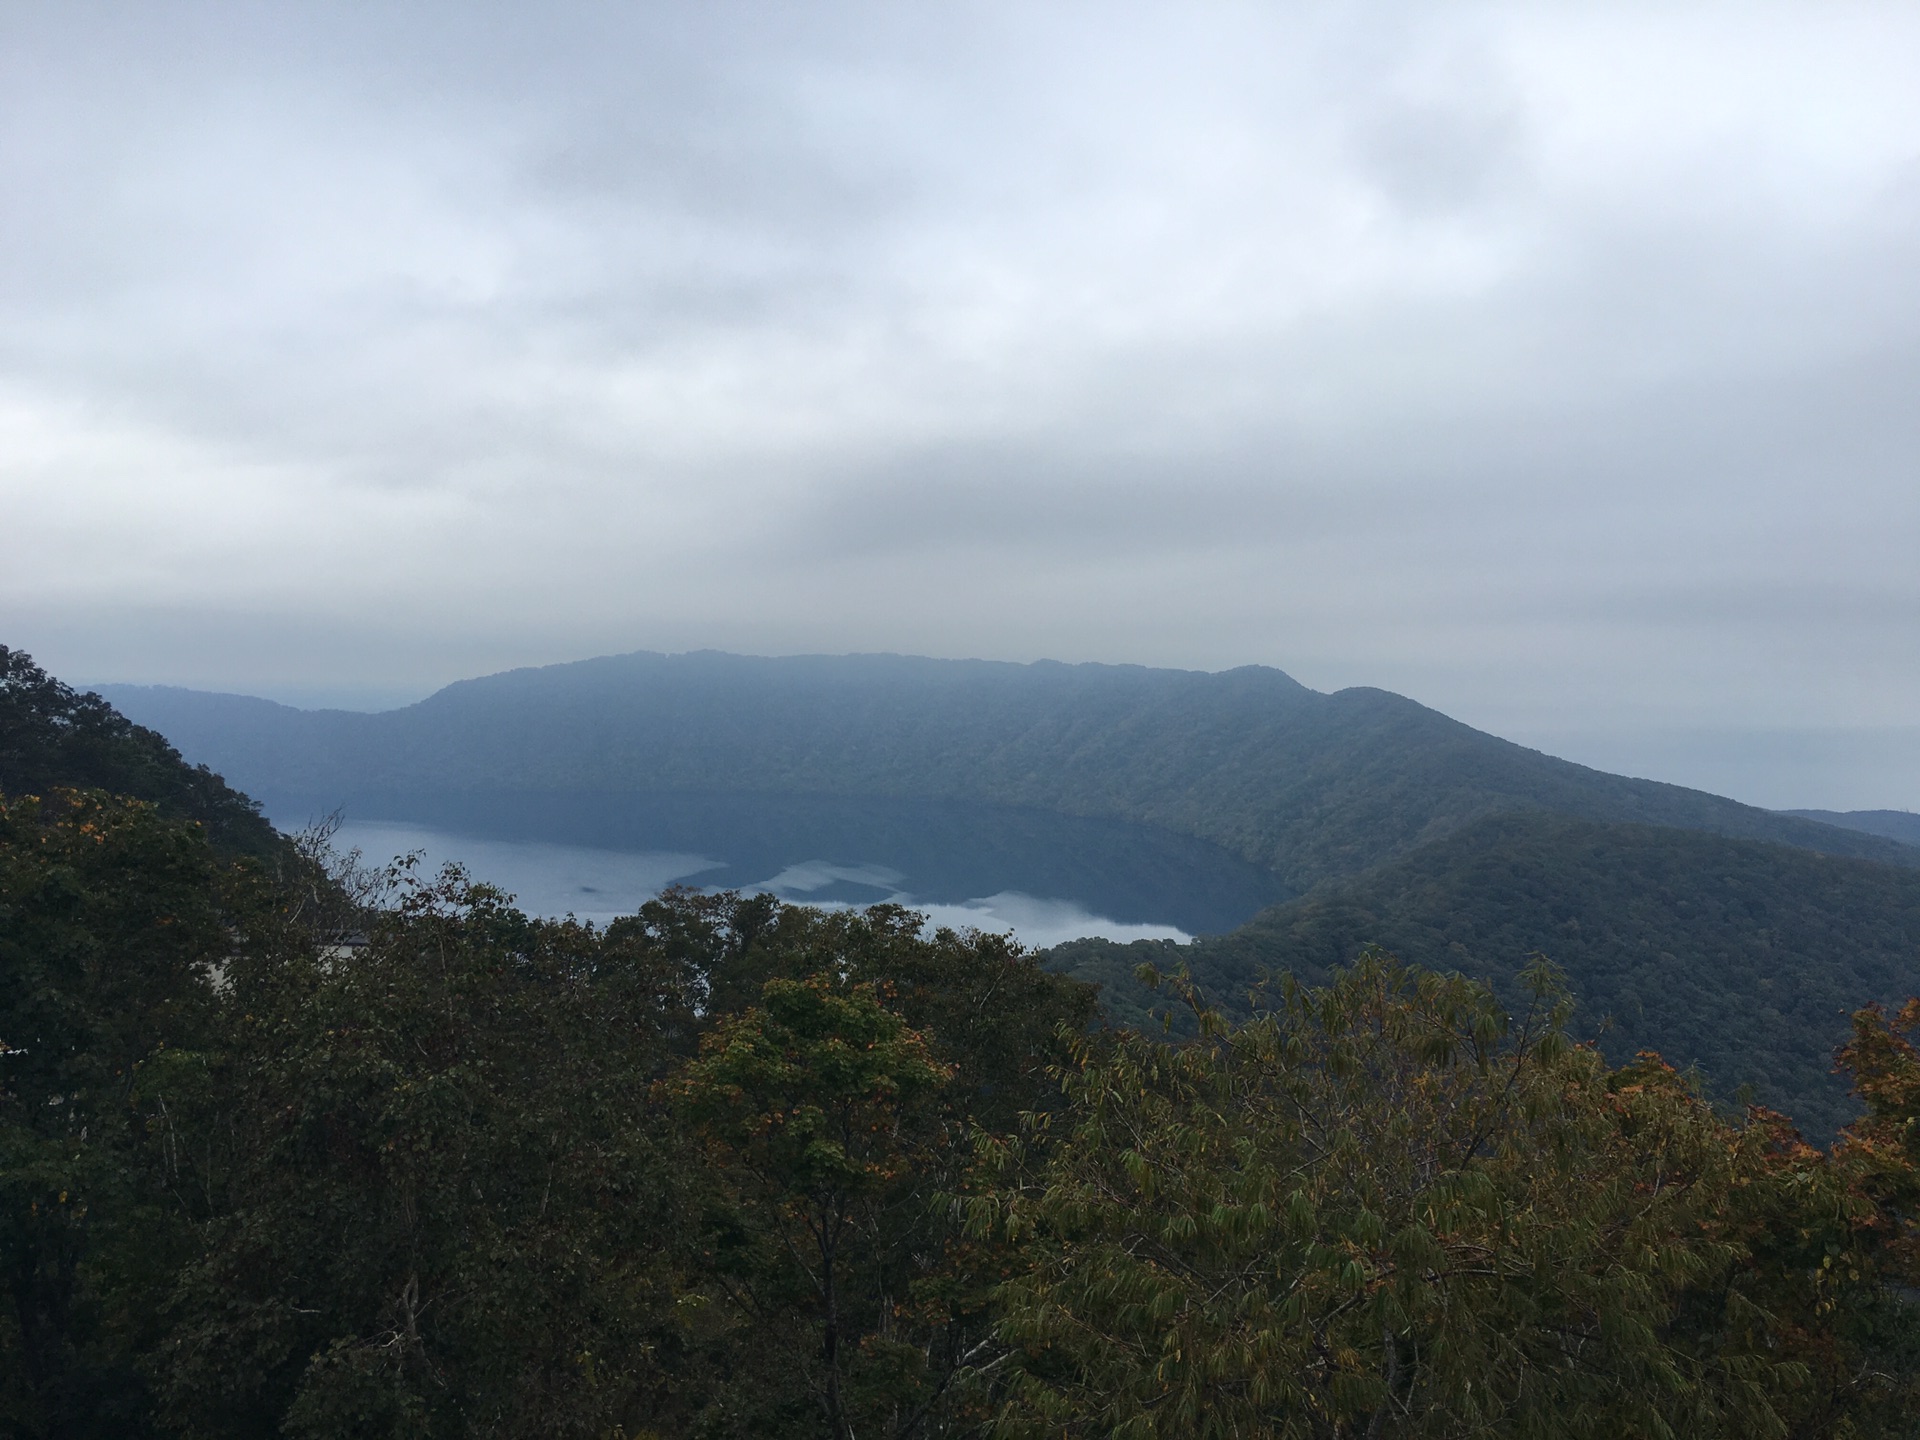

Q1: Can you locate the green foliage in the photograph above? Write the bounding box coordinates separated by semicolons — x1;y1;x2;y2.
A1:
0;822;1093;1440
648;894;1094;1438
12;655;1920;1437
6;785;1920;1436
1048;813;1920;1135
673;973;956;1438
155;862;700;1439
615;894;1097;1135
0;789;265;1438
971;954;1920;1438
0;649;279;859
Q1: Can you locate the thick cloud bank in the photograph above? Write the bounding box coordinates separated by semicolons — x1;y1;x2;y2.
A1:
4;2;1917;806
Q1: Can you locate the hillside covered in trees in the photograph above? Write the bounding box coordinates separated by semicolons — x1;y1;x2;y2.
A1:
10;647;1920;1435
4;793;1920;1435
1044;813;1920;1136
1;648;280;858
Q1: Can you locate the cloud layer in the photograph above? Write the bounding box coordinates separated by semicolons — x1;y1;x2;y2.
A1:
5;2;1918;805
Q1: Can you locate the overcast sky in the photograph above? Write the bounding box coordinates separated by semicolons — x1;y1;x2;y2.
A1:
4;2;1918;807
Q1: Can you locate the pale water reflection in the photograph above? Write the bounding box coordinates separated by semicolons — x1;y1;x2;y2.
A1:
906;893;1189;949
327;820;1191;947
329;821;720;925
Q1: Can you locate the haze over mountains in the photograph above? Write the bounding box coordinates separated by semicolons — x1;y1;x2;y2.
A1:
1784;808;1920;848
100;648;1913;892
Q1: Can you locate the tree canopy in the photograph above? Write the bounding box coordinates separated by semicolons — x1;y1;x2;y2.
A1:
1046;812;1920;1136
8;653;1920;1436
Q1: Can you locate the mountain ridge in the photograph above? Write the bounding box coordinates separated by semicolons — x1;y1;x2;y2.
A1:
99;648;1914;897
1783;808;1920;849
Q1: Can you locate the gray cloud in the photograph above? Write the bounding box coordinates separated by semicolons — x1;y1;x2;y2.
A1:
3;1;1919;806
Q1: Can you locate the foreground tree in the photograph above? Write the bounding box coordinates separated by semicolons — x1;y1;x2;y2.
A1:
11;769;1918;1438
0;790;255;1438
970;952;1920;1438
155;862;701;1439
143;884;1092;1439
661;899;1096;1439
675;973;957;1438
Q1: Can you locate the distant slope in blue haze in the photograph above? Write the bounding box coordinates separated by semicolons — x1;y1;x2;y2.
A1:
97;649;1914;899
1782;809;1920;849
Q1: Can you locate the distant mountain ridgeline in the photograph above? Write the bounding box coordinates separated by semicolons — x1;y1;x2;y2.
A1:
1785;808;1920;848
98;649;1913;903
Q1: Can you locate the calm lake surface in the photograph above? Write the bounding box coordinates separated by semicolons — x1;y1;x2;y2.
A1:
269;788;1288;944
321;818;1200;948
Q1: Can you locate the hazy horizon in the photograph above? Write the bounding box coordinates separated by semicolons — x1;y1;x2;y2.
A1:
8;3;1918;809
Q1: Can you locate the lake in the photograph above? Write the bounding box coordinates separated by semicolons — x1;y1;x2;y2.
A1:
321;818;1201;948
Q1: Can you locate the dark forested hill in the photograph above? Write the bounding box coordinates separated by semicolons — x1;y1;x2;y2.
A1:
1045;812;1920;1136
98;649;1910;897
0;647;280;857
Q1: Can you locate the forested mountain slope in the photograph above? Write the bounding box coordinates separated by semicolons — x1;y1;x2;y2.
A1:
13;654;1920;1433
1045;812;1920;1136
100;649;1910;895
0;647;280;857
